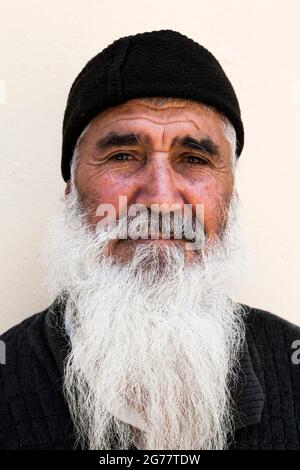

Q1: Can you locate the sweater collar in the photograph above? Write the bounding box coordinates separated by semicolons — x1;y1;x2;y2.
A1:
43;297;265;433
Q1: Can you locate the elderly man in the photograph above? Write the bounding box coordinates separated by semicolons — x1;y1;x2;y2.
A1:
0;30;299;451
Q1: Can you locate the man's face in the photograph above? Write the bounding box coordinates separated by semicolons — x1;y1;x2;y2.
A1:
67;98;234;262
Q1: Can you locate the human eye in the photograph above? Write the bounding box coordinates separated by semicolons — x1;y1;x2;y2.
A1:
183;155;207;165
110;152;134;161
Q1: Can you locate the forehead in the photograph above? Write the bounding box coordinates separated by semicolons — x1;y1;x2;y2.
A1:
85;98;226;143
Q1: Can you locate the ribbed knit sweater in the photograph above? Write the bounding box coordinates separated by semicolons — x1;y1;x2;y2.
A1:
0;298;299;450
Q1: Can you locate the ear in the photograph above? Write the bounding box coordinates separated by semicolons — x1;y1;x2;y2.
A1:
64;180;71;198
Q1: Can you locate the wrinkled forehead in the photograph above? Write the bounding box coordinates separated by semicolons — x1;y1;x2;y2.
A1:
82;97;228;148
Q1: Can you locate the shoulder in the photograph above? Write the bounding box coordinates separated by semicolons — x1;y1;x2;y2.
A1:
240;304;300;369
240;303;300;399
0;307;48;369
240;304;300;345
0;308;46;343
0;308;49;374
0;302;75;449
0;306;50;446
239;305;300;447
0;305;50;380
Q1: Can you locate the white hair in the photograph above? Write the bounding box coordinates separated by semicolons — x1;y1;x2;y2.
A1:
70;121;91;191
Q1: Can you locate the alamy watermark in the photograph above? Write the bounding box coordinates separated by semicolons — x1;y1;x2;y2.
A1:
94;196;206;250
291;340;300;365
0;340;6;365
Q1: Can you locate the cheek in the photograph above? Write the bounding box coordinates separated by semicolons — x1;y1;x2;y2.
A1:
201;197;220;235
190;181;228;236
77;174;136;226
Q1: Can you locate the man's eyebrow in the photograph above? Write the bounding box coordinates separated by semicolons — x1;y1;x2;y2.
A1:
175;135;220;156
95;132;146;151
95;131;219;156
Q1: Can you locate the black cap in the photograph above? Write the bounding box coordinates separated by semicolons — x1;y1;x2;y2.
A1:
61;29;244;182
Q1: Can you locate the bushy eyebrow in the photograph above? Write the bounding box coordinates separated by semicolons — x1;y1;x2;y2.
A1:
95;132;144;150
175;136;219;156
95;131;219;157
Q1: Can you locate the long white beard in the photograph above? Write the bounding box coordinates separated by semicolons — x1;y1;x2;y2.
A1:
41;187;248;450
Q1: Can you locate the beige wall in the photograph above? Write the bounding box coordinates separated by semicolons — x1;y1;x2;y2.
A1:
0;0;299;333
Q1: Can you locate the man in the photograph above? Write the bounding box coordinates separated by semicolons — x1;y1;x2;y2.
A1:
0;29;299;450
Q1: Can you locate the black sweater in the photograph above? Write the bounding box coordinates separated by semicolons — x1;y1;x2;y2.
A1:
0;298;300;450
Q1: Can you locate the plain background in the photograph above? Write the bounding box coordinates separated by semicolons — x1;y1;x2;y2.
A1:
0;0;299;332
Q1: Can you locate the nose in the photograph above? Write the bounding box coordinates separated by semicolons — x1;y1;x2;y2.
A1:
134;155;185;211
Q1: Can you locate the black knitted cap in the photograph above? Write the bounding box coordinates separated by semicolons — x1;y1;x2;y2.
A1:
61;29;244;182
